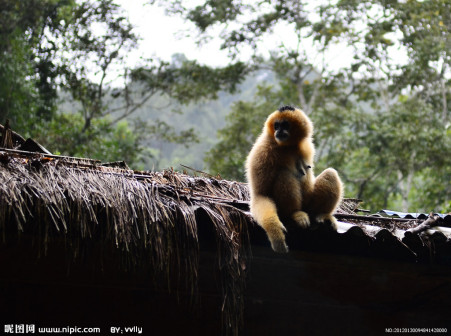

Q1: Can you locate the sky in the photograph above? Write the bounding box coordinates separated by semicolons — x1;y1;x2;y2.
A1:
113;0;359;71
108;0;411;83
113;0;233;68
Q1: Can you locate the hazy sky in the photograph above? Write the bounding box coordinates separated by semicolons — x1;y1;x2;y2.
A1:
113;1;361;69
112;1;408;77
114;0;232;67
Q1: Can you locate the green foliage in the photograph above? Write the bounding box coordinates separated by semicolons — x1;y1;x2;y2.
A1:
0;36;39;127
34;113;144;165
323;0;451;212
0;1;212;169
0;0;75;126
171;0;451;212
131;54;249;104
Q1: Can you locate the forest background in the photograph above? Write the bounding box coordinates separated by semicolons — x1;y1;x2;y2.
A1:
1;0;450;213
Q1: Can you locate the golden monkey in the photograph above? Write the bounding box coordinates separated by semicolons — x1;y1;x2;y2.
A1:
245;105;343;253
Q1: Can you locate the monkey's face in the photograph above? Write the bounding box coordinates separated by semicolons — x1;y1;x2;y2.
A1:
265;107;313;146
274;119;290;143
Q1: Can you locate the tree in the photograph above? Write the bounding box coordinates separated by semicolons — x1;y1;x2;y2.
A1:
0;0;144;156
1;1;246;167
320;0;451;211
156;0;451;212
0;0;77;127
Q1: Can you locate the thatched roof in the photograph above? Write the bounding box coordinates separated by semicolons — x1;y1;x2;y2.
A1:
1;144;450;334
0;148;254;334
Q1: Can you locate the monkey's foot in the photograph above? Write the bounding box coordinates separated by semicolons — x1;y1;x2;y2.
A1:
266;223;289;253
270;238;289;253
292;211;310;228
315;214;338;230
259;215;289;253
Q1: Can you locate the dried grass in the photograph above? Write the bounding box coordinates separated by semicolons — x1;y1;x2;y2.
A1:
0;156;250;336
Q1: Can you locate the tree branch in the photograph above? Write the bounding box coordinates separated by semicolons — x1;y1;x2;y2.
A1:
109;89;157;125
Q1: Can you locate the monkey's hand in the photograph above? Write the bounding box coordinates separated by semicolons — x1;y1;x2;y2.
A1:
264;219;289;253
292;211;310;228
315;214;338;230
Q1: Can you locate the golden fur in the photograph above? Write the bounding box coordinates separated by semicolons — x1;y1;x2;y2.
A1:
245;106;343;253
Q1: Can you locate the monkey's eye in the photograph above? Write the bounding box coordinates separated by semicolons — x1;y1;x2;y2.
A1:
274;120;290;132
280;120;289;130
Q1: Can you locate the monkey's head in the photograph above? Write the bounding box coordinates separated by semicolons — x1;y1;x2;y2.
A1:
265;105;313;146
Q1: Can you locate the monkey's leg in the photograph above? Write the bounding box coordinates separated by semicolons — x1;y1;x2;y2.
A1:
308;168;343;229
271;170;308;228
250;196;289;253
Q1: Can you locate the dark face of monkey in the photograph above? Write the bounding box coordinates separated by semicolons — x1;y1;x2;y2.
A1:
274;120;290;142
265;106;313;146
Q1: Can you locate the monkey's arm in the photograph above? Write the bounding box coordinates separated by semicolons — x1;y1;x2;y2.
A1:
250;195;289;253
295;158;311;178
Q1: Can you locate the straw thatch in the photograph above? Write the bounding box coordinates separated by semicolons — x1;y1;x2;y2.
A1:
0;152;251;335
